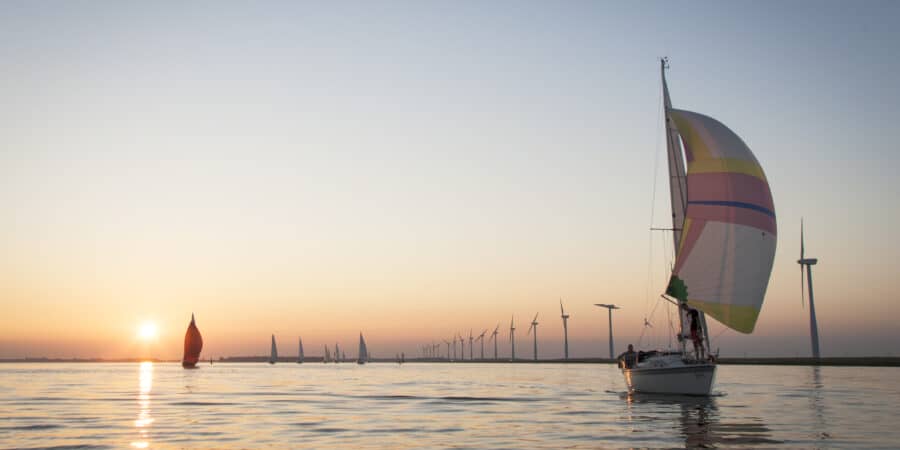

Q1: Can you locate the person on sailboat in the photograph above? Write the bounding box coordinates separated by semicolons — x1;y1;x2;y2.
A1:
687;308;705;360
618;344;637;369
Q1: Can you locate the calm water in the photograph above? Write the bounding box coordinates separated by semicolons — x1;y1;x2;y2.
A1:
1;362;898;449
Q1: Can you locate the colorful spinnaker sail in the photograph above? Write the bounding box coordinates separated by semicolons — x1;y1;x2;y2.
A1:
181;314;203;368
667;109;776;333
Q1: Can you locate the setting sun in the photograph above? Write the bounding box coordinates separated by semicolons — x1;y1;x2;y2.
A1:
137;322;158;341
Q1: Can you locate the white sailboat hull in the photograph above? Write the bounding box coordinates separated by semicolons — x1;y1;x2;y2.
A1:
623;354;716;396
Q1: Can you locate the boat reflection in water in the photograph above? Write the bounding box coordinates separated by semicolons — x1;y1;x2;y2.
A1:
131;362;154;449
809;366;830;441
626;393;780;447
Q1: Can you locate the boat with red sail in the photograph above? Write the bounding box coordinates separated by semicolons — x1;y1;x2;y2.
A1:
182;314;203;369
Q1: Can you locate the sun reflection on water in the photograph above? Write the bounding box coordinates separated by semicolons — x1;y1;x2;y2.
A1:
131;361;153;448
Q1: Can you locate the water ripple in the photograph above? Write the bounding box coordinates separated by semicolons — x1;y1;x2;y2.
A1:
0;363;896;448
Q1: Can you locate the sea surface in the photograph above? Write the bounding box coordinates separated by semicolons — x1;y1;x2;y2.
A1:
1;362;897;449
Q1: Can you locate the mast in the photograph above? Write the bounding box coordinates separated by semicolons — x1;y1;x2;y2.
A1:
661;58;709;356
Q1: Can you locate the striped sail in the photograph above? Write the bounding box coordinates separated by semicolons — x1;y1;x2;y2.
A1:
667;109;776;333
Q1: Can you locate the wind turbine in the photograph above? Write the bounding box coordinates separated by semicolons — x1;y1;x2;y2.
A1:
476;329;487;360
798;219;821;359
458;333;466;361
595;304;620;359
560;299;570;360
527;313;539;361
490;324;500;360
452;336;457;361
443;339;451;360
509;316;516;361
468;329;474;361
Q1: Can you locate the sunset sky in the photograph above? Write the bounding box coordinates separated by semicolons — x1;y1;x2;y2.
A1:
2;1;899;359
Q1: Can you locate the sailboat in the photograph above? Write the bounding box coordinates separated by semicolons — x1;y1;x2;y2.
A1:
181;314;203;369
297;337;304;364
324;345;331;363
334;343;340;364
622;58;777;395
357;333;368;365
269;335;278;364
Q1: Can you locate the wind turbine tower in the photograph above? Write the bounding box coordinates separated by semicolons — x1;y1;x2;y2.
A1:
443;339;451;360
476;329;487;360
798;219;821;359
459;333;466;360
491;324;500;360
509;316;516;361
595;304;620;359
468;330;474;361
527;313;539;361
560;300;570;360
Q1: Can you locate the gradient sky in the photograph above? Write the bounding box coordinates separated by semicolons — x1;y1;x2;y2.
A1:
2;1;899;359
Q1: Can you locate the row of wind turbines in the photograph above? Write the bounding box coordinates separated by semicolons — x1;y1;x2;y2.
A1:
419;219;824;362
419;301;625;361
269;223;822;364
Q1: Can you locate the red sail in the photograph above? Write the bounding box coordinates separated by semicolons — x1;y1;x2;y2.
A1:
182;314;203;368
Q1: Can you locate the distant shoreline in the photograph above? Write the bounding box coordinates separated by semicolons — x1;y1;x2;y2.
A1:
2;356;899;367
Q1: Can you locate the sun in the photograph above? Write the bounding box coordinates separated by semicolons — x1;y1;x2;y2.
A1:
138;322;158;341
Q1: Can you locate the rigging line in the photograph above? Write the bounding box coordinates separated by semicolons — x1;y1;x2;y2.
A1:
645;77;665;318
638;292;665;344
713;326;730;340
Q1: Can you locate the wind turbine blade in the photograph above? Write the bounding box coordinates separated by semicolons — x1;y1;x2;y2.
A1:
801;218;805;260
560;299;564;315
532;312;539;323
800;218;806;308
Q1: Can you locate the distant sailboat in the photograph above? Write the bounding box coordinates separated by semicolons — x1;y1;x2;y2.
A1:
297;337;304;364
622;59;776;395
181;314;203;369
358;333;368;365
324;345;331;363
269;335;278;364
334;343;340;364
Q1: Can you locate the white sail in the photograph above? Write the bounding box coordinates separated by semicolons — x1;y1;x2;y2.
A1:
269;335;278;364
358;333;368;365
662;58;688;250
298;337;304;364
